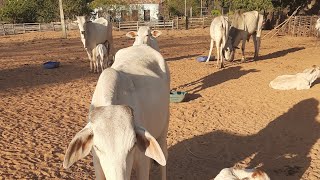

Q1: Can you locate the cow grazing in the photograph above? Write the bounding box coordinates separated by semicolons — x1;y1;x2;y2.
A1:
63;45;170;180
75;16;114;72
269;65;320;90
126;26;162;52
224;10;264;62
214;167;270;180
206;16;229;68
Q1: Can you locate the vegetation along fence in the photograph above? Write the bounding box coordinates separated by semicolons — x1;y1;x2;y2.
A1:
0;16;214;36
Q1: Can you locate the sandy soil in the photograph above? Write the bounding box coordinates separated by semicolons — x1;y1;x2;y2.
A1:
0;28;320;180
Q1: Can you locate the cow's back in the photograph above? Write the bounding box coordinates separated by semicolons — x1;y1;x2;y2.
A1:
210;16;228;41
105;45;170;137
86;19;113;50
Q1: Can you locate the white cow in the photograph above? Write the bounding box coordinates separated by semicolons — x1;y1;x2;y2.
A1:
63;45;170;180
93;43;112;73
214;167;270;180
206;16;229;68
224;11;264;62
269;65;320;90
316;18;320;36
76;16;114;72
126;26;161;52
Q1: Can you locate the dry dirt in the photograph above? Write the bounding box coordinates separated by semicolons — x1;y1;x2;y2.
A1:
0;28;320;180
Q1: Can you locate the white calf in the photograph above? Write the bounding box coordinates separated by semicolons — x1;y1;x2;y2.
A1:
206;16;229;68
126;26;161;52
214;168;270;180
269;65;320;90
93;43;111;73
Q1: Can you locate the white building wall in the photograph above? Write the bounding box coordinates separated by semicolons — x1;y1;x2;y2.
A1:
130;4;159;21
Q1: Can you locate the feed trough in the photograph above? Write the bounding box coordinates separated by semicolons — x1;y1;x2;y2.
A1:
170;91;187;103
43;61;60;69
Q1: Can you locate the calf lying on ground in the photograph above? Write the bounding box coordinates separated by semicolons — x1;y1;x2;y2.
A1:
269;65;320;90
214;167;270;180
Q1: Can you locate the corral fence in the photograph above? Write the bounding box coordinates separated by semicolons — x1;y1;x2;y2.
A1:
264;15;320;38
287;16;319;37
0;22;78;36
115;20;174;31
0;16;215;36
114;16;214;31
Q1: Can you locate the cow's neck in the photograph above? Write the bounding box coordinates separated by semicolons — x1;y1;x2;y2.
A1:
91;68;135;108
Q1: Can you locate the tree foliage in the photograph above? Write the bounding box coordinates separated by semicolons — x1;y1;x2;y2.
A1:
0;0;93;23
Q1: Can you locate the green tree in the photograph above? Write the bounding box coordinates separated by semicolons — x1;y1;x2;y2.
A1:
63;0;92;19
165;0;202;17
0;0;37;23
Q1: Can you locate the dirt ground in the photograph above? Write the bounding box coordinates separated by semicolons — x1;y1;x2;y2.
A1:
0;28;320;180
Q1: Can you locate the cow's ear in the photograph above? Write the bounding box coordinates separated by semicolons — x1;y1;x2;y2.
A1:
151;30;162;38
126;31;137;38
63;123;94;168
135;126;166;166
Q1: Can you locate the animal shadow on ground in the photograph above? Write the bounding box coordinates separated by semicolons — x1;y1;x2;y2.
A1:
230;47;306;63
184;93;202;102
0;63;93;91
257;47;305;61
176;66;259;94
168;98;320;180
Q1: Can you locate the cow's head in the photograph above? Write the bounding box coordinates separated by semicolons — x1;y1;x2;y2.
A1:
126;26;161;51
75;16;90;48
63;105;166;180
224;36;238;61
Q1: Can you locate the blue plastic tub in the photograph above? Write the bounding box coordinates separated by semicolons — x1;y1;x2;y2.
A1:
170;91;187;103
43;61;60;69
196;56;214;62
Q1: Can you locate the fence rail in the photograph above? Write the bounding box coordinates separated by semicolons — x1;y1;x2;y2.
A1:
115;20;174;31
0;17;214;36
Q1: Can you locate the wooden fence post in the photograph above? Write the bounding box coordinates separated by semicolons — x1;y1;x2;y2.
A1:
202;17;205;28
137;21;139;31
118;22;121;31
39;23;41;32
23;24;26;33
176;16;179;29
185;16;188;30
171;20;174;30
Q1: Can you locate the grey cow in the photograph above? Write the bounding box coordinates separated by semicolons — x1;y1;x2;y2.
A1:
224;10;264;62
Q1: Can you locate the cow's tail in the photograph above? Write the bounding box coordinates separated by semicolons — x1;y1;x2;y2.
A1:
206;39;214;62
222;17;229;47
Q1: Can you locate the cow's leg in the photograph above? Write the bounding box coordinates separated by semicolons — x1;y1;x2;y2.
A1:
241;40;246;63
135;153;151;180
92;150;106;180
157;129;168;180
253;33;261;60
100;54;105;72
215;40;221;68
206;39;214;62
86;50;93;72
220;44;225;68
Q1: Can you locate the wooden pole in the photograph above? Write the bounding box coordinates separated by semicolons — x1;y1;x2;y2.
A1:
59;0;67;38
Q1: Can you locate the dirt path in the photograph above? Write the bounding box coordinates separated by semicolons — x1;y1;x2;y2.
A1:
0;29;319;179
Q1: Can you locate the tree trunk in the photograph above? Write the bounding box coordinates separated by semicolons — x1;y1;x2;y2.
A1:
59;0;67;39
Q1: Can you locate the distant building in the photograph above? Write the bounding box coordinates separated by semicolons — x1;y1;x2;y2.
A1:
98;0;163;22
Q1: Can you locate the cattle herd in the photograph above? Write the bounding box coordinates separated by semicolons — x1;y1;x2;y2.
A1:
63;10;320;180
